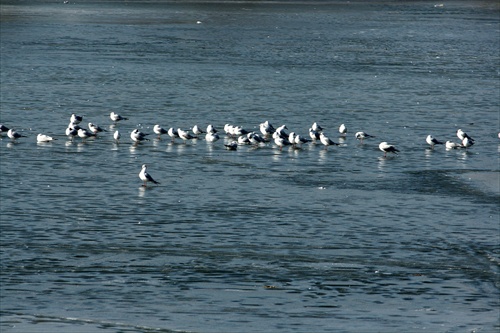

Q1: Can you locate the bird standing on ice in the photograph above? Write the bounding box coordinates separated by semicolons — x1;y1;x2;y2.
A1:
379;142;399;157
338;124;347;136
139;164;160;187
319;132;339;149
355;131;374;143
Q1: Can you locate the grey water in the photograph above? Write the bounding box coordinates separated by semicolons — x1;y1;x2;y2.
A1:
1;1;499;332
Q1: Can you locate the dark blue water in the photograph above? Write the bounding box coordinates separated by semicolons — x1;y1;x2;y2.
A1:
1;1;499;332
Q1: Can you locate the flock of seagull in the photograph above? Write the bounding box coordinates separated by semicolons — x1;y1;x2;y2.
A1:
0;111;479;186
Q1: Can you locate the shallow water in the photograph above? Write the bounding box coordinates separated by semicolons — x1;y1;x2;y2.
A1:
1;1;499;332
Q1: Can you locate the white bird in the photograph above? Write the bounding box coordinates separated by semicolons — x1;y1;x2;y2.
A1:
379;142;399;157
192;125;205;136
354;131;374;143
139;164;160;186
0;124;10;135
65;126;78;140
224;141;238;150
247;132;265;145
232;126;249;137
113;130;121;142
288;132;297;145
224;124;234;136
462;137;474;149
205;132;220;142
274;135;290;150
338;124;347;136
309;128;320;141
294;134;310;146
426;135;444;149
153;124;168;139
238;135;250;145
167;128;179;142
78;128;96;141
70;113;83;124
206;124;217;134
259;121;275;136
37;133;56;142
130;129;149;143
110;111;128;122
319;132;339;149
275;125;288;139
457;129;474;143
7;129;26;140
88;122;106;134
312;122;323;132
177;128;194;143
445;141;462;149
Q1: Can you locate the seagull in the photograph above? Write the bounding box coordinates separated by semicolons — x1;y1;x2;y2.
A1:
312;122;323;132
224;124;234;136
224;141;238;150
462;137;474;149
70;113;83;124
294;134;310;146
88;122;106;135
247;132;266;145
206;124;217;134
288;132;297;145
319;132;339;149
167;128;179;142
110;111;128;122
77;128;96;141
259;121;275;136
274;135;290;150
445;141;462;149
232;126;249;137
192;125;205;136
7;129;27;140
457;129;474;143
139;164;160;187
130;129;149;143
113;130;121;142
0;124;10;135
354;131;374;143
177;128;194;143
309;128;320;141
275;125;288;139
37;133;56;142
338;124;347;136
426;135;444;149
153;124;168;139
379;142;399;157
65;126;78;140
205;132;220;142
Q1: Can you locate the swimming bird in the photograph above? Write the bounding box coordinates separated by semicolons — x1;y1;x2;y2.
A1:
445;141;462;149
457;129;474;143
192;125;205;136
354;131;374;143
205;132;220;142
259;121;275;136
37;133;56;142
130;129;149;143
88;122;106;135
224;141;238;150
309;128;320;141
462;137;474;149
312;122;323;132
110;111;128;122
177;128;194;143
77;128;96;141
426;135;444;149
7;129;26;140
338;124;347;136
113;130;121;142
153;124;168;139
167;128;179;142
319;132;339;149
379;142;399;157
139;164;160;187
0;124;10;135
70;113;83;124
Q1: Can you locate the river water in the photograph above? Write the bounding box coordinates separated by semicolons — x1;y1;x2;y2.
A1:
1;1;499;332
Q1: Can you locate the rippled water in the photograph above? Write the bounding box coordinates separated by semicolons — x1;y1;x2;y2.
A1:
1;1;499;332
